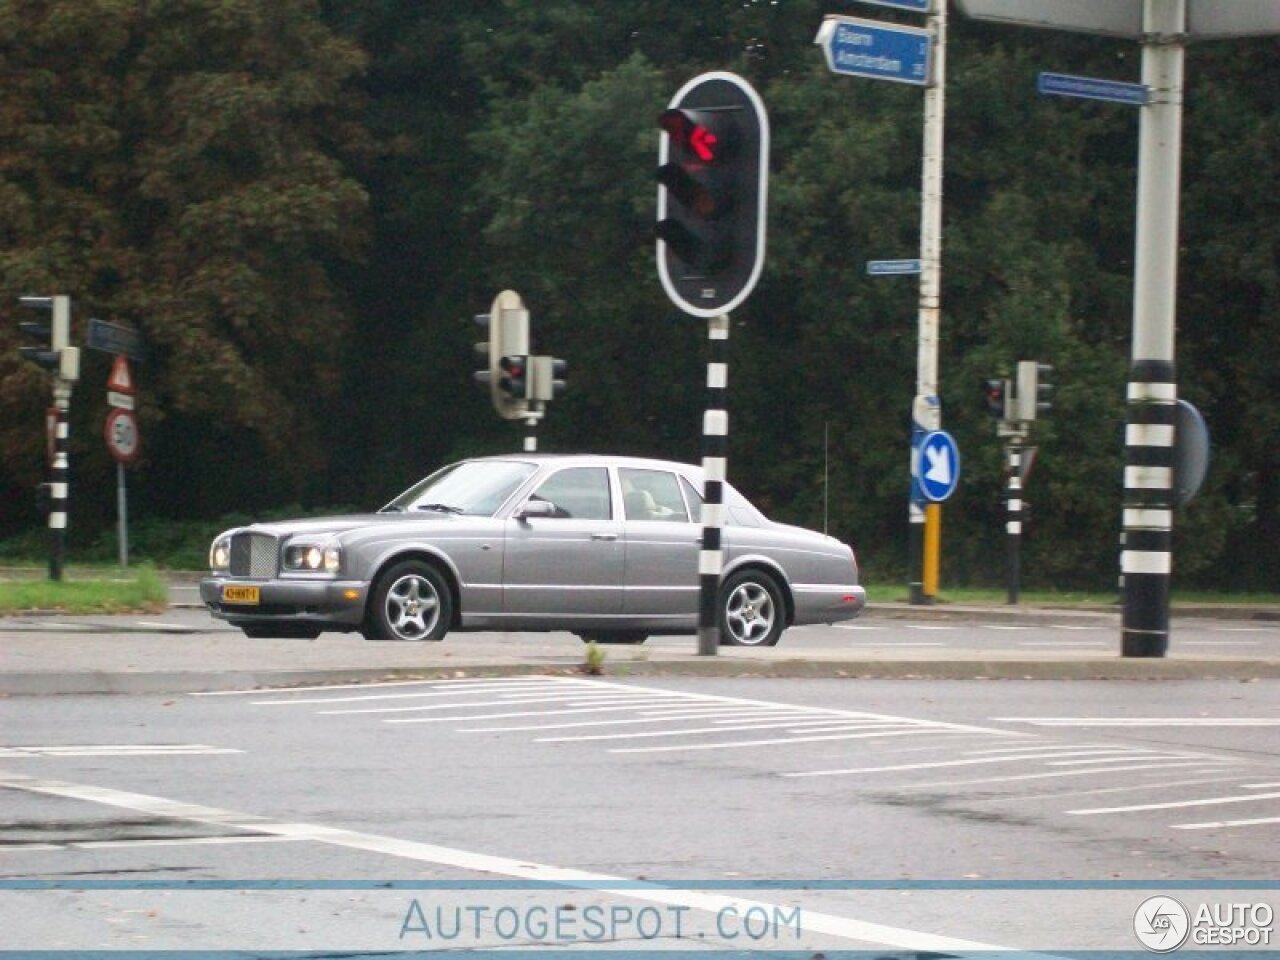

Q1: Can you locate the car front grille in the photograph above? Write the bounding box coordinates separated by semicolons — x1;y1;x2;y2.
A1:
229;532;279;578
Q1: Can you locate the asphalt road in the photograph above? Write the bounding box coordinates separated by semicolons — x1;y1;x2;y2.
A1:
3;674;1277;954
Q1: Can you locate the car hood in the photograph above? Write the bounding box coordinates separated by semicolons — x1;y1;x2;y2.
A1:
240;513;457;538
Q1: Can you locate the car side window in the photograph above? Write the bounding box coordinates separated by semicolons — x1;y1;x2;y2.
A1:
620;469;689;523
679;476;704;524
529;467;612;520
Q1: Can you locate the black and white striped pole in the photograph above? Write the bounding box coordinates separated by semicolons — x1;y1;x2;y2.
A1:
697;316;731;655
16;295;79;581
656;72;768;656
1122;1;1185;657
1005;442;1023;605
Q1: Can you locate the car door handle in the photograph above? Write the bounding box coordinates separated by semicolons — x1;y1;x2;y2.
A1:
590;532;618;541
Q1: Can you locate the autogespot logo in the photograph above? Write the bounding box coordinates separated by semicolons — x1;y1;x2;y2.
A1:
1135;896;1191;952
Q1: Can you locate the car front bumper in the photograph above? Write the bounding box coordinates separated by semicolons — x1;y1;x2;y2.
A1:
199;577;369;627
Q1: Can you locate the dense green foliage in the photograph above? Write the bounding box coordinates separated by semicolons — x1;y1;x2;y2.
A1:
1;1;1276;590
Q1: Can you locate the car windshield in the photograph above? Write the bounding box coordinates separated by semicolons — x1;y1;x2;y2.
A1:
379;460;538;516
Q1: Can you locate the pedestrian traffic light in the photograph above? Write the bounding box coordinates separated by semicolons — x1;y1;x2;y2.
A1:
473;290;530;420
1016;361;1054;421
529;356;567;402
499;355;529;400
982;378;1008;421
656;71;769;318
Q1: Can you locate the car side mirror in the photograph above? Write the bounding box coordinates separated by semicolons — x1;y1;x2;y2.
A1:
516;499;557;521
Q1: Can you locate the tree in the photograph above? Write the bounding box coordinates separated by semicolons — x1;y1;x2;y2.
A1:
0;0;370;532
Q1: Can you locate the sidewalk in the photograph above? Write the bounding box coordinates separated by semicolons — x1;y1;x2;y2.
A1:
3;585;1278;695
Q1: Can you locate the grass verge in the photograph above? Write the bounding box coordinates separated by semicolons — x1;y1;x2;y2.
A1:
0;564;168;614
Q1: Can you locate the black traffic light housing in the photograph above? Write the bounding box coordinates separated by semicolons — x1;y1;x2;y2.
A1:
656;71;768;318
499;355;529;400
983;378;1008;420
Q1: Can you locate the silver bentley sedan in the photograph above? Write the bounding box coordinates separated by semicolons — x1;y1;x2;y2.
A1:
199;454;867;646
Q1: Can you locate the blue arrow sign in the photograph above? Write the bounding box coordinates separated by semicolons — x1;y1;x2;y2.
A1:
916;430;960;502
815;16;933;87
1037;72;1150;106
868;259;923;276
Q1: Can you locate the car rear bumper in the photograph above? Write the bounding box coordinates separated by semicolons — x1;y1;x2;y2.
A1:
791;583;867;624
199;577;369;626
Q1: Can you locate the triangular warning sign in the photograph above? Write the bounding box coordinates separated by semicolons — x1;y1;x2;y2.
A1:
107;354;135;394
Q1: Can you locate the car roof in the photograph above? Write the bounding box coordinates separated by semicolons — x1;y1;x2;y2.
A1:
467;453;700;473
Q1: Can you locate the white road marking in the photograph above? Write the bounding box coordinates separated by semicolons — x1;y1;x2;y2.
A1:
385;701;709;724
535;719;914;743
1068;790;1280;816
74;835;299;850
784;747;1183;778
328;695;681;717
609;728;974;754
0;770;1013;954
1173;816;1280;830
0;744;242;757
865;761;1234;791
993;717;1280;727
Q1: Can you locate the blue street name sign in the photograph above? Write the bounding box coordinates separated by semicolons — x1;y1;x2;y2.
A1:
1037;72;1150;106
916;430;960;502
868;259;923;276
815;16;933;87
86;317;146;361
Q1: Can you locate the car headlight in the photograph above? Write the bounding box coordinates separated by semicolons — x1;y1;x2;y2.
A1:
210;536;231;571
283;540;341;573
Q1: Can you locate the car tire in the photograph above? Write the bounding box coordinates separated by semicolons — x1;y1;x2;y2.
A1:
363;560;452;642
718;569;785;647
576;631;647;645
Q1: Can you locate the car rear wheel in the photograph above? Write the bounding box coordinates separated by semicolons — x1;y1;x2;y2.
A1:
718;569;784;647
363;560;452;642
576;631;647;645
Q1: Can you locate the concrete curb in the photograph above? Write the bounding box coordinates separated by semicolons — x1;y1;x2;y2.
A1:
4;654;1278;696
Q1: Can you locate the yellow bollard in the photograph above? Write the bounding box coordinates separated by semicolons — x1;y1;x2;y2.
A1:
923;503;942;598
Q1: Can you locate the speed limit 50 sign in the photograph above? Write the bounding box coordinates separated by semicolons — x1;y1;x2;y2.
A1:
104;408;140;464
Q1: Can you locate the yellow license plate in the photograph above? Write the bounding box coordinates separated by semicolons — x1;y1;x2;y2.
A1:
222;585;261;605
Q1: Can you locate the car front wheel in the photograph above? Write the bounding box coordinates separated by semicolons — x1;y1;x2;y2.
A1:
363;560;452;642
718;569;785;647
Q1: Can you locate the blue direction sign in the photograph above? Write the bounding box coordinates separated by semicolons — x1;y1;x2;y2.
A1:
87;317;146;361
868;259;922;276
916;430;960;502
815;16;933;87
1037;72;1150;106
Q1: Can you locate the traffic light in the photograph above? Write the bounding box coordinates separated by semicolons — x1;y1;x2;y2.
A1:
16;295;78;380
1016;361;1054;421
529;356;567;402
498;355;529;399
473;290;529;420
656;71;769;318
983;378;1009;420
